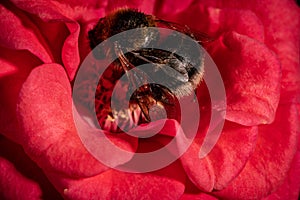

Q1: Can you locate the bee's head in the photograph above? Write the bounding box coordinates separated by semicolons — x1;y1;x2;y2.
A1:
89;8;158;55
109;8;155;34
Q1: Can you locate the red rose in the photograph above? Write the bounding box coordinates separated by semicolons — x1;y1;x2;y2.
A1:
0;0;299;199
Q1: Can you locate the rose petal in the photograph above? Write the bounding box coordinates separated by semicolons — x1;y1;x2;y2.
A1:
0;135;63;199
180;193;218;200
47;166;185;199
263;151;300;200
0;157;42;200
152;0;193;16
61;22;80;80
199;0;300;103
233;0;300;102
0;48;41;143
214;103;299;199
11;0;82;80
216;8;264;42
0;3;52;63
180;139;215;192
23;1;104;66
54;0;107;8
28;16;69;65
208;122;258;190
260;1;300;103
155;4;264;43
49;1;103;22
207;31;281;126
181;121;258;191
17;64;137;178
130;119;181;137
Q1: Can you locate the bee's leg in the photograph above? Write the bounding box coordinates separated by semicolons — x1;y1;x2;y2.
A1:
137;100;151;122
150;84;174;106
192;89;197;102
149;84;179;120
114;43;135;72
131;92;152;122
114;43;149;94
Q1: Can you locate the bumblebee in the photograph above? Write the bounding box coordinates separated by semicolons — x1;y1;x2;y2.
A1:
87;8;211;132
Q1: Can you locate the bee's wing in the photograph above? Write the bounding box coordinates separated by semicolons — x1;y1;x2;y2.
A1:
114;43;151;87
131;49;189;83
130;48;198;97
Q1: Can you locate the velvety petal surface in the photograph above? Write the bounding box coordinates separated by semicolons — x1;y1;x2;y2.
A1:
152;0;194;16
181;122;258;191
180;193;218;200
0;48;41;143
0;135;63;200
180;139;215;192
54;0;107;8
0;157;42;200
17;64;138;178
0;3;52;63
263;151;300;200
207;32;281;126
47;163;185;199
155;3;264;43
199;0;300;103
10;0;89;80
207;122;258;190
214;103;299;199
